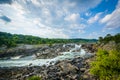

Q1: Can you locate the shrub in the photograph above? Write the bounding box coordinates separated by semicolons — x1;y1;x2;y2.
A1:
90;48;120;80
27;76;42;80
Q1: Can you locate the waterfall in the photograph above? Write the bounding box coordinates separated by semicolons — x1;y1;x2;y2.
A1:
70;44;81;52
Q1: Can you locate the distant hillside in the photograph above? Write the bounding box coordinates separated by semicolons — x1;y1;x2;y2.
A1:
0;31;97;47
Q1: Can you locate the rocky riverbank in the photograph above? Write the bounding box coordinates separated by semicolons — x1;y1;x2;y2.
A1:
0;56;96;80
0;43;96;80
0;44;75;59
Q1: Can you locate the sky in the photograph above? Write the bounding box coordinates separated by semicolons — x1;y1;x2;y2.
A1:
0;0;120;39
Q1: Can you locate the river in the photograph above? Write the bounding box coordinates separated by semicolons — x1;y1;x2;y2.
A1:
0;44;93;67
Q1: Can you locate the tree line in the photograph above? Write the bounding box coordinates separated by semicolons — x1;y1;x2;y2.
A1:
98;33;120;44
0;31;97;48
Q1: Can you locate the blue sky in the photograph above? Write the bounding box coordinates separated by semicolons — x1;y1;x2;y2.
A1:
0;0;120;39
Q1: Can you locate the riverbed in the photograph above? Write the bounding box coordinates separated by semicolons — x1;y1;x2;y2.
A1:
0;44;93;67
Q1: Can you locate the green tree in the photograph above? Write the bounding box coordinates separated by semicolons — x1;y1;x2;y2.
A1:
98;37;103;43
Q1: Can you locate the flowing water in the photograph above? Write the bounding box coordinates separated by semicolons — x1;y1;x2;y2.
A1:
0;44;93;67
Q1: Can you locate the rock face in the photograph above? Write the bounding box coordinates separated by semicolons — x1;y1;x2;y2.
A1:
0;46;41;59
81;44;96;53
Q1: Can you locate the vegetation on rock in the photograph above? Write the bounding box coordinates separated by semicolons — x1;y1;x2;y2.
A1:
90;33;120;80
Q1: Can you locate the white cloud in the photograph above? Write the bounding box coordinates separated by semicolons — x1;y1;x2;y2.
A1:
88;12;102;24
0;0;102;38
64;13;79;22
101;0;120;30
31;0;40;6
0;19;69;38
100;14;111;23
69;23;86;34
21;0;27;4
88;32;98;39
85;12;91;16
0;1;68;38
70;24;86;30
11;1;25;15
78;30;85;33
23;26;69;38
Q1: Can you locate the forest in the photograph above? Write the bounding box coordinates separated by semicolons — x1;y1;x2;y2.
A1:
0;31;97;48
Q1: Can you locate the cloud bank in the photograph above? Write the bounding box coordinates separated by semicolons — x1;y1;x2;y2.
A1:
1;0;118;39
100;0;120;30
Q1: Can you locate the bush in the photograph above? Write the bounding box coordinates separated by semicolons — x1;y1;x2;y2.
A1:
27;76;42;80
90;48;120;80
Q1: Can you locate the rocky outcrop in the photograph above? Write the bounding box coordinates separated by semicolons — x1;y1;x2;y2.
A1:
35;44;73;59
0;44;75;59
0;43;96;80
0;47;41;59
0;57;95;80
81;44;96;53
